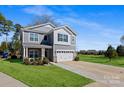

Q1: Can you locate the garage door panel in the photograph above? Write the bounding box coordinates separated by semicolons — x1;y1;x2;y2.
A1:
56;50;74;62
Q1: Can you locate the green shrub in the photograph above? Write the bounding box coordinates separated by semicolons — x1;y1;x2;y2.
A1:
38;61;44;65
24;58;30;65
24;57;49;65
32;60;38;65
105;45;118;61
38;58;44;65
74;56;79;61
43;57;50;64
35;58;44;65
112;51;118;57
116;45;124;56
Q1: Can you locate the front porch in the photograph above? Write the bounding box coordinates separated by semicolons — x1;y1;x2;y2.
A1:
23;44;52;61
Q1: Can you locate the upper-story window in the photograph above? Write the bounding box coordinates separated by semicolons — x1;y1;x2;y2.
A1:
71;36;75;44
64;35;68;42
30;33;38;42
58;34;63;41
58;34;68;42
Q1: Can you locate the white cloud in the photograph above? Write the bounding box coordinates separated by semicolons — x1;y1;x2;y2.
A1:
22;6;124;50
23;6;54;16
62;17;123;38
23;6;123;39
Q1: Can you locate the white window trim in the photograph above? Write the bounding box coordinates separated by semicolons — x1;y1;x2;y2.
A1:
29;49;39;58
29;32;39;43
71;36;75;44
58;33;68;42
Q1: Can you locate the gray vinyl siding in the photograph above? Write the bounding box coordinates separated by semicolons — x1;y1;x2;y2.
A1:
54;44;76;50
23;31;53;45
23;31;43;44
23;31;28;43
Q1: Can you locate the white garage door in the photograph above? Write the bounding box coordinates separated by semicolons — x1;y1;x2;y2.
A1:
56;50;74;62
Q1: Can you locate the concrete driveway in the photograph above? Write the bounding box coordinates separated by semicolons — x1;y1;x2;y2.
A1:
0;72;27;87
53;61;124;87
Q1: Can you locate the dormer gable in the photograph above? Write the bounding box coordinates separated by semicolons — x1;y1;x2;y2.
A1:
23;22;56;30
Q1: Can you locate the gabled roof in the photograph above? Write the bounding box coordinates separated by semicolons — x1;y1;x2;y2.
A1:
21;22;76;36
53;25;77;36
22;22;56;30
23;29;53;34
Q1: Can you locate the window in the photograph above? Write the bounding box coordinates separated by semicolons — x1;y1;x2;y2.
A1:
29;50;39;58
30;33;38;42
58;34;63;41
64;35;68;42
58;34;68;42
71;36;75;44
29;50;33;58
56;51;61;53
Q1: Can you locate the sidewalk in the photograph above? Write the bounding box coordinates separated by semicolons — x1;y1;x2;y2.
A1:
0;72;28;87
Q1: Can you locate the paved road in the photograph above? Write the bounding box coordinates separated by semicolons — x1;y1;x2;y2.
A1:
53;61;124;87
0;72;28;87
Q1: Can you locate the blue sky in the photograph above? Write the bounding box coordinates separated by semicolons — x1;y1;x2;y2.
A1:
0;5;124;50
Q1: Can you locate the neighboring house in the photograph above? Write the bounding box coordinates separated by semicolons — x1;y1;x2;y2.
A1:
20;23;76;62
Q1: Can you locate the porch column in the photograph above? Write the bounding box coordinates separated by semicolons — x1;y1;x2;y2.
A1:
23;47;25;58
25;48;28;58
41;48;45;60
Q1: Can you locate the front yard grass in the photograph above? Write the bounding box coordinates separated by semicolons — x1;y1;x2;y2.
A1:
79;54;124;67
0;59;93;87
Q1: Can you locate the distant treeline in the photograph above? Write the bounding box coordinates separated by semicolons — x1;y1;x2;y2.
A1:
78;50;105;55
78;45;124;56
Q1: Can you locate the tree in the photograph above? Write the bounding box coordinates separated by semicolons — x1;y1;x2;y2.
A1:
13;40;21;51
0;13;5;36
0;41;8;51
0;45;1;51
11;24;22;57
0;13;14;52
0;13;5;21
2;20;14;51
116;45;124;56
28;15;60;27
12;24;22;46
7;42;13;51
98;50;105;55
120;35;124;45
105;45;118;61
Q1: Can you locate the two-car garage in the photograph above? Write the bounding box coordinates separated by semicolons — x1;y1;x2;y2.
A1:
56;50;75;62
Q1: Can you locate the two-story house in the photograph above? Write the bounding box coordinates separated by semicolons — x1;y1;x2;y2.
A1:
21;23;76;62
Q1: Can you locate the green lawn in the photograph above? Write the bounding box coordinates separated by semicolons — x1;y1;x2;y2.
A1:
0;59;93;87
79;54;124;67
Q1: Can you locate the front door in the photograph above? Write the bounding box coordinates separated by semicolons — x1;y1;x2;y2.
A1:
45;49;51;61
45;49;47;57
